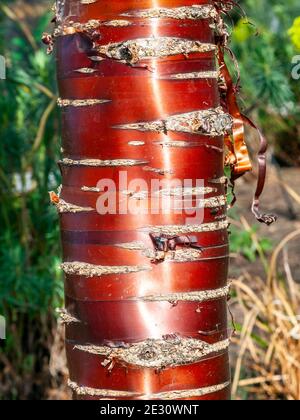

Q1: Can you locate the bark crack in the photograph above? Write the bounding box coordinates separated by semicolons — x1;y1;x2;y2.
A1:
142;248;202;262
60;158;148;167
98;38;216;64
166;71;219;80
68;380;230;399
61;262;152;277
57;98;110;107
74;68;98;74
121;5;218;21
146;382;230;400
141;220;228;235
74;337;230;369
81;0;98;4
54;19;132;38
141;284;231;302
51;197;93;214
209;176;228;184
68;381;137;398
115;242;146;251
142;166;174;176
81;186;102;192
114;107;233;137
157;187;217;196
56;308;81;325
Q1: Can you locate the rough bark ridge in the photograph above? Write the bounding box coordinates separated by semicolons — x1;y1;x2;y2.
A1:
54;0;233;400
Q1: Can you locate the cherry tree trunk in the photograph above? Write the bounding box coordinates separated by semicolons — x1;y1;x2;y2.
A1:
55;0;231;400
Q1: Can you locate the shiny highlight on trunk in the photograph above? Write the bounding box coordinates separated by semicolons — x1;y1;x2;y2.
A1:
54;0;232;400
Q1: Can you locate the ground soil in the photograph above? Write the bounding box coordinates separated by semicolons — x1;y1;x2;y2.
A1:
230;167;300;281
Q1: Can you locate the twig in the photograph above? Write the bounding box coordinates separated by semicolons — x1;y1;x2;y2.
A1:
238;375;286;387
282;247;298;310
267;229;300;288
232;307;259;398
30;98;57;156
0;4;38;51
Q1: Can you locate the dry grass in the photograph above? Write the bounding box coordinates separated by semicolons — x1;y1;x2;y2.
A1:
231;226;300;400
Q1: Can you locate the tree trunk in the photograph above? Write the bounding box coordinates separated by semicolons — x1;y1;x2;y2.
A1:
54;0;232;400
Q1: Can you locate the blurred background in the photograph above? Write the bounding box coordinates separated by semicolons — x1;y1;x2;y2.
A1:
0;0;300;400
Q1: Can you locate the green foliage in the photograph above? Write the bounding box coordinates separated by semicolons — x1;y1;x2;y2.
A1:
0;5;62;314
288;16;300;50
0;1;62;396
230;225;273;262
230;0;300;165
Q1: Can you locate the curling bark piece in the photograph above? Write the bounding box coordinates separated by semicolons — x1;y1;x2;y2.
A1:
215;4;276;223
55;0;232;400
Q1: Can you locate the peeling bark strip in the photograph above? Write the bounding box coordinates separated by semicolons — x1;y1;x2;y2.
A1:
141;284;231;302
68;381;138;398
142;220;228;235
114;243;228;260
57;98;110;107
122;5;218;20
60;158;148;167
115;107;233;137
61;262;151;277
54;19;132;37
98;38;216;64
56;4;219;27
74;338;230;369
114;246;204;262
68;380;230;400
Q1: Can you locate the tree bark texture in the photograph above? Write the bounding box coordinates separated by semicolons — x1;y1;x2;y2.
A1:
54;0;234;400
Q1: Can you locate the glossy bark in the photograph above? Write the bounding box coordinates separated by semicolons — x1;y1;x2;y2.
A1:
56;0;231;400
